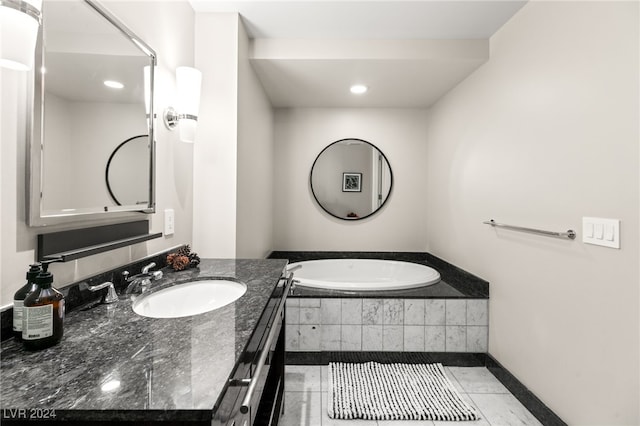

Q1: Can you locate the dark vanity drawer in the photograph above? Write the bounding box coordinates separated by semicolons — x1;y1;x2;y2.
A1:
213;276;290;426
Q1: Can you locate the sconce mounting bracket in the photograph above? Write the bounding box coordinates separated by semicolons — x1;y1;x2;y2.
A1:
163;107;179;130
163;107;198;131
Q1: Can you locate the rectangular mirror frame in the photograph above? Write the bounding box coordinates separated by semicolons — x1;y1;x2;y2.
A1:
27;0;157;227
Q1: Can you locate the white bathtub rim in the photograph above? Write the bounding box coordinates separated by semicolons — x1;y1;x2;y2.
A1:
287;259;441;291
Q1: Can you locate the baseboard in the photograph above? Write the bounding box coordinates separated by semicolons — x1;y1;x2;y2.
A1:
286;351;487;365
486;354;567;426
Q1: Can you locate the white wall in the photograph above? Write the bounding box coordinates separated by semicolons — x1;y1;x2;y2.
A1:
273;108;429;251
193;13;239;258
1;69;33;307
425;2;639;424
236;19;275;259
0;68;4;313
0;0;195;306
193;13;275;259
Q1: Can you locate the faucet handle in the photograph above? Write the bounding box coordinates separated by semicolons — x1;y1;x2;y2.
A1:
142;262;156;274
88;281;118;304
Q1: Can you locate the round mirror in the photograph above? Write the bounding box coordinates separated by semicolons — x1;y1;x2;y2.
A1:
105;135;150;206
310;138;393;220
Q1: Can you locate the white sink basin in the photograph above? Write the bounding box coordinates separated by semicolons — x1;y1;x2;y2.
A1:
132;279;247;318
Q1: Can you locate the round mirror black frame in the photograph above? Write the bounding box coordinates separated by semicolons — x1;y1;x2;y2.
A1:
105;134;148;206
310;138;393;221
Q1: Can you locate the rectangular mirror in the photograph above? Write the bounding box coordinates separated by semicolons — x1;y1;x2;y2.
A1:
27;0;157;226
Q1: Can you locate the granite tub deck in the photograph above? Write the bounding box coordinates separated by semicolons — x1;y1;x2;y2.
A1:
269;251;489;299
0;259;287;424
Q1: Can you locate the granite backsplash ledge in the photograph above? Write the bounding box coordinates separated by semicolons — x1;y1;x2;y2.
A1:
1;246;188;341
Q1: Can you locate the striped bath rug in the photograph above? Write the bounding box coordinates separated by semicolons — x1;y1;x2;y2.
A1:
328;362;479;421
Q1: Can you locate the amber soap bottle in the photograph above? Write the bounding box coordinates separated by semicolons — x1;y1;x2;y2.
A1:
22;266;65;350
12;264;42;340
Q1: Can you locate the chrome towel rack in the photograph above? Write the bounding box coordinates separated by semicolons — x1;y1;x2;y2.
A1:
483;219;576;240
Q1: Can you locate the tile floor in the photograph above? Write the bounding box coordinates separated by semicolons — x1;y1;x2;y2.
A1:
279;365;543;426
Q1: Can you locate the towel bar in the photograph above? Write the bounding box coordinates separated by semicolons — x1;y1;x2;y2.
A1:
483;219;576;240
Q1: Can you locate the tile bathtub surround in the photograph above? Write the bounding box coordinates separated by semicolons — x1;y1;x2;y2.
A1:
286;298;488;353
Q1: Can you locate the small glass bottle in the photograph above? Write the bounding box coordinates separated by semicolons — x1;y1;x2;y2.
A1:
12;264;42;340
22;267;65;350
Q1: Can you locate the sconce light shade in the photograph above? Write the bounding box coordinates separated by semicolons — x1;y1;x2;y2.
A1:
176;66;202;143
163;66;202;143
0;0;42;71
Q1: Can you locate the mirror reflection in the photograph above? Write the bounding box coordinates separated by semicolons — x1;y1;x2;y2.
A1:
106;135;150;206
310;139;393;220
28;0;156;225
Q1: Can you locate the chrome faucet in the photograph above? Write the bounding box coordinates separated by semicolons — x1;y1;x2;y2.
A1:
285;264;302;294
123;262;163;295
287;264;303;274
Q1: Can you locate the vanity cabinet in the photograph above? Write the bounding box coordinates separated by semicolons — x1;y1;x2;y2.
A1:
213;275;289;426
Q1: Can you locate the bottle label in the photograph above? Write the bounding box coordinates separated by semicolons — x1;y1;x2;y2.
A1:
12;300;23;332
23;304;53;340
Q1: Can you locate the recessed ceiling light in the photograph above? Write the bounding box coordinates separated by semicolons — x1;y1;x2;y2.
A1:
350;84;368;95
104;80;124;89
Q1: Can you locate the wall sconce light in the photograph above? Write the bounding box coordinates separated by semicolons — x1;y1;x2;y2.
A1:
0;0;42;71
163;66;202;143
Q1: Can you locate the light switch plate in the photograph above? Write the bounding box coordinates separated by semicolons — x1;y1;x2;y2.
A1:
582;217;619;248
584;222;594;238
164;209;175;236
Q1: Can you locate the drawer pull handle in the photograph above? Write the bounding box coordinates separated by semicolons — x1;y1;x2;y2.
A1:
237;272;294;414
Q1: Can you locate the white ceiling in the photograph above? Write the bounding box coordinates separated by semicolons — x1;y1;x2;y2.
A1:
189;0;527;108
189;1;527;40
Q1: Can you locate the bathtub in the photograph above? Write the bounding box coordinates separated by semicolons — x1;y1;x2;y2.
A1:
287;259;440;291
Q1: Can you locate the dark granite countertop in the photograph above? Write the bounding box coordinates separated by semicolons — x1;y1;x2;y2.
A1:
0;258;288;423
